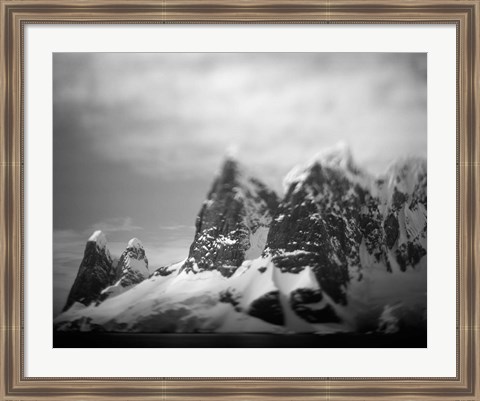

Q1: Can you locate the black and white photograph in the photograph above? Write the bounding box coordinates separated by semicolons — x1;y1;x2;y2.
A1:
52;52;427;348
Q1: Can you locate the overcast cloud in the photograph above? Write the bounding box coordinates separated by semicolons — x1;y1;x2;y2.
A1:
54;53;426;185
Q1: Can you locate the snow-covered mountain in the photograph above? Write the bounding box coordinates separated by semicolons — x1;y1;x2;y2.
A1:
181;156;278;277
265;144;426;306
99;238;149;300
55;146;427;335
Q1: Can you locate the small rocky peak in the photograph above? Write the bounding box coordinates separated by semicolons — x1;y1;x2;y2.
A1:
62;230;115;311
125;237;147;259
113;238;149;286
127;237;143;249
121;238;148;266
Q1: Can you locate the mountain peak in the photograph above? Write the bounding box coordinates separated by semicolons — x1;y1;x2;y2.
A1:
183;156;279;277
282;142;360;193
213;155;264;197
220;156;239;173
62;230;115;311
221;145;249;170
311;141;353;169
88;230;107;250
127;237;144;250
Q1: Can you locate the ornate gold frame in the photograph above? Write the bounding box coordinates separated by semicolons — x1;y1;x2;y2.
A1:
1;1;479;400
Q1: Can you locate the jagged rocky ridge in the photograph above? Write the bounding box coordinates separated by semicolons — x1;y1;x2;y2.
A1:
63;235;150;309
181;157;278;277
265;144;427;305
55;146;427;334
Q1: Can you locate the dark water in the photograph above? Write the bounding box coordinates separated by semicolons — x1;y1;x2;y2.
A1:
54;331;426;348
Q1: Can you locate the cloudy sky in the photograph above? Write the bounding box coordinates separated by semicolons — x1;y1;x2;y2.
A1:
53;52;426;316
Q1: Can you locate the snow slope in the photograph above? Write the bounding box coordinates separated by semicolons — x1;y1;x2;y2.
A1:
54;250;426;334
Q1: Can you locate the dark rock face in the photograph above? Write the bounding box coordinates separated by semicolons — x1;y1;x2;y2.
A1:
358;192;387;263
248;291;284;326
384;213;399;249
182;158;278;277
395;242;426;271
96;240;150;303
219;288;242;312
63;240;115;311
265;154;427;307
115;243;149;287
266;162;368;305
290;288;341;323
153;266;175;277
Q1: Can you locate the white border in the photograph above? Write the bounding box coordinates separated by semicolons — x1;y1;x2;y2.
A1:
25;25;456;377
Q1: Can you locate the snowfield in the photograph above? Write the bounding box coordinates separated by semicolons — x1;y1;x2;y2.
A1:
54;252;426;334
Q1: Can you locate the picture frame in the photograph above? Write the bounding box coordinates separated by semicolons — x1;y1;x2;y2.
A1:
1;0;478;399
